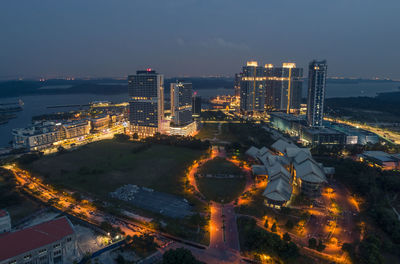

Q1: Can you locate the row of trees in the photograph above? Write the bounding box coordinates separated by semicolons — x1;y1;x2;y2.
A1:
238;217;299;262
145;134;210;150
318;156;400;261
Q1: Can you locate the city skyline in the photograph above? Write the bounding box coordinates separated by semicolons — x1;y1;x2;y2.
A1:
1;0;400;79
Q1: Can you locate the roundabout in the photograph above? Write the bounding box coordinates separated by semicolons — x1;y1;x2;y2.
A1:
185;145;255;263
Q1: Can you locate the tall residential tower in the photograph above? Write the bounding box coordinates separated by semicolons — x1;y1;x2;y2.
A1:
239;61;266;113
170;81;193;126
265;63;303;113
306;60;327;127
128;69;164;137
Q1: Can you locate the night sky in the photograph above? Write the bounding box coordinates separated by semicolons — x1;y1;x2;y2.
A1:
1;0;399;79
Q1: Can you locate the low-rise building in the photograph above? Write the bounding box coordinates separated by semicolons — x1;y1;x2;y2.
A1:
62;120;91;139
358;151;400;170
0;209;11;234
12;122;64;151
269;112;306;137
90;115;110;132
169;121;198;136
301;127;345;146
0;217;77;264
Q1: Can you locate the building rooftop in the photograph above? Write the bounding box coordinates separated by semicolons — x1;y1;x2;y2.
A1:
271;139;297;154
295;160;327;184
303;127;343;135
362;151;400;162
251;165;267;176
269;112;305;122
263;177;292;202
0;209;8;218
0;217;74;261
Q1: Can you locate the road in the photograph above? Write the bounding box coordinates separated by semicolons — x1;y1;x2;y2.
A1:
5;161;251;263
186;146;254;263
325;116;400;144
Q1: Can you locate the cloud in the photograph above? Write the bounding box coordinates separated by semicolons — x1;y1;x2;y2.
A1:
200;37;250;51
176;38;185;47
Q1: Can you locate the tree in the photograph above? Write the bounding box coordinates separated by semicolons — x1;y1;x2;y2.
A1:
285;219;294;230
162;248;204;264
283;232;291;242
115;254;126;264
308;238;317;249
264;219;269;229
132;133;139;140
271;223;277;233
316;240;326;252
131;234;158;257
114;133;130;142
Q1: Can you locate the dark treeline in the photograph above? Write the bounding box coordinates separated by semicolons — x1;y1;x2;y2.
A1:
144;134;210;150
326;91;400;118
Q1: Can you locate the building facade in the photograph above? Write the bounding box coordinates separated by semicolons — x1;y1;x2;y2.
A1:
234;73;242;98
128;69;164;137
192;93;201;118
62;120;91;139
0;210;11;234
12;122;64;151
239;61;266;113
306;60;327;127
170;81;193;126
265;63;303;113
0;217;77;264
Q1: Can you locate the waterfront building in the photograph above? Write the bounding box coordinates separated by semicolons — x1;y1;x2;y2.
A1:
307;60;328;127
90;115;111;132
128;69;164;137
170;81;193;126
0;210;11;234
265;63;303;113
239;61;266;113
12;122;64;151
61;120;91;139
192;93;202;118
12;120;91;151
0;217;77;264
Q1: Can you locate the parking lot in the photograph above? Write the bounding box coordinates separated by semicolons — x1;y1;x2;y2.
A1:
110;184;193;218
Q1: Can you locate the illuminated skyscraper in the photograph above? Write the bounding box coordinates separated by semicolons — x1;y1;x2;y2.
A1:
239;61;266;113
265;63;303;113
234;73;242;98
128;69;164;137
192;93;201;118
306;60;327;127
170;81;193;126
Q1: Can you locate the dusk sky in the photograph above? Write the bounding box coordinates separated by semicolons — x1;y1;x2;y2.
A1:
1;0;399;79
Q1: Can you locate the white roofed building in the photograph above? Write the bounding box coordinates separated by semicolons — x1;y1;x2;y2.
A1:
263;176;292;208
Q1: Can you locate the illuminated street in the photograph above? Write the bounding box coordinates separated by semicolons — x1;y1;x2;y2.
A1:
325;117;400;144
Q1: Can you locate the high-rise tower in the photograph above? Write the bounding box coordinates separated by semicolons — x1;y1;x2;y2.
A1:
170;81;193;126
306;60;327;127
265;63;303;113
239;61;266;113
128;69;164;137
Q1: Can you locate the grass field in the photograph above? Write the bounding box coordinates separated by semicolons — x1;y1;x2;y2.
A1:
197;177;246;203
196;158;246;203
195;123;219;140
197;157;243;175
26;140;205;198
